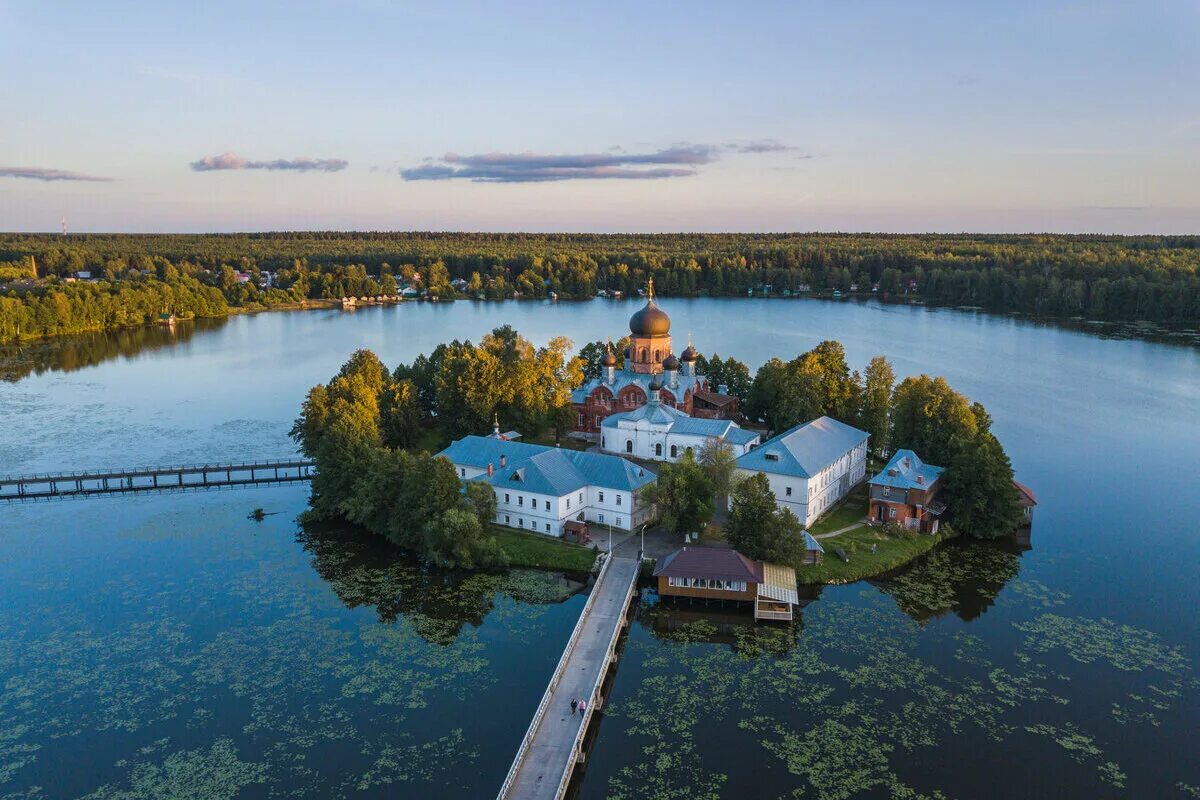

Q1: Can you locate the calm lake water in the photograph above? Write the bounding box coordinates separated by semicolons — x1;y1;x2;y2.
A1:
1;298;1198;799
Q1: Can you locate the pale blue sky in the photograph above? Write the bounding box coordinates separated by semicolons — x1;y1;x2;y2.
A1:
1;0;1197;233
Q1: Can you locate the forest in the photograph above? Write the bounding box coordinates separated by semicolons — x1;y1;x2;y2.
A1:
2;231;1198;343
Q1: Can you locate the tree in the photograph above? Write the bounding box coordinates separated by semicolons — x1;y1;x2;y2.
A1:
889;375;977;466
860;356;895;455
944;431;1022;539
421;507;509;569
380;378;422;449
463;480;498;530
697;437;737;498
724;472;804;563
578;336;630;381
641;453;715;537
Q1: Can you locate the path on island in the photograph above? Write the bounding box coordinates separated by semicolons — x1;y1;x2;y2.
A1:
497;555;640;800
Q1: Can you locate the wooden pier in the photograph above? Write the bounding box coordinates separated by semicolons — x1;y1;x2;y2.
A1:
497;555;640;800
0;459;315;501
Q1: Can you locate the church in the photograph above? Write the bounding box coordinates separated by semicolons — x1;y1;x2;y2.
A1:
572;283;756;462
571;282;741;434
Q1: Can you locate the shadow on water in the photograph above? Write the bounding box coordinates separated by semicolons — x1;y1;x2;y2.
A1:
298;520;588;646
869;536;1026;624
0;317;230;382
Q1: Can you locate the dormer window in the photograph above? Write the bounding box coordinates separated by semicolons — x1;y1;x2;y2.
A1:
765;452;780;462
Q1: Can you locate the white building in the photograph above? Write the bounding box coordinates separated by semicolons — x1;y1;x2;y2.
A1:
731;416;869;527
436;435;656;536
600;379;760;462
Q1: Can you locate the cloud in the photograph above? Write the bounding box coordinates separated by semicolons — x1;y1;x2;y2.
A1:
190;152;349;172
399;144;733;182
0;166;114;182
728;139;797;154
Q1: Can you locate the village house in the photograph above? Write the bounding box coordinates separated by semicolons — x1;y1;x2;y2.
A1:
867;449;946;533
653;546;800;621
600;383;759;462
436;435;655;537
732;416;869;527
1014;479;1037;526
571;281;738;433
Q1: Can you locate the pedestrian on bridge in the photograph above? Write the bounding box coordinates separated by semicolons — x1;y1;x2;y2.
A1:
578;699;587;715
570;698;578;715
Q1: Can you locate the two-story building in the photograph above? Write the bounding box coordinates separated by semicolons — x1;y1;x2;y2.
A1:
867;449;946;533
731;416;869;527
436;435;656;537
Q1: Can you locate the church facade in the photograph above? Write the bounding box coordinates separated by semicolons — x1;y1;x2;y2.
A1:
571;284;738;433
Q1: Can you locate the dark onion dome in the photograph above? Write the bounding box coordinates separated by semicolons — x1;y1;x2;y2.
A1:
662;353;680;371
601;348;618;367
680;343;699;361
648;374;663;391
629;299;671;337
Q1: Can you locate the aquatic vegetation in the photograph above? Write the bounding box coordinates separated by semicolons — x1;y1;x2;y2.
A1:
1014;614;1190;674
79;738;267;800
877;543;1020;623
1007;578;1070;608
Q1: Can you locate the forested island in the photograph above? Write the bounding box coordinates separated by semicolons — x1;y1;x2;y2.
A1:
2;231;1198;343
292;326;1021;580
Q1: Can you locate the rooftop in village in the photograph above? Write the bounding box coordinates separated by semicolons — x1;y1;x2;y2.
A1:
735;415;868;478
438;435;654;495
870;449;945;490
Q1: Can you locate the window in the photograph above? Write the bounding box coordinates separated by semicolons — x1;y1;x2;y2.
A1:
599;491;605;502
577;412;585;427
566;498;571;509
579;492;584;504
505;515;510;524
518;496;524;506
883;487;890;497
599;514;604;523
670;445;678;458
786;486;792;497
544;500;550;511
626;439;633;453
889;508;897;519
545;523;551;532
504;493;510;503
616;495;622;506
653;349;661;363
616;517;622;526
655;442;662;457
460;468;465;477
519;518;524;527
601;436;606;449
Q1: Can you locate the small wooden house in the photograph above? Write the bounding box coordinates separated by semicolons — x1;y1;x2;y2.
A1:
1013;480;1037;527
653;546;799;622
563;520;591;545
801;532;824;565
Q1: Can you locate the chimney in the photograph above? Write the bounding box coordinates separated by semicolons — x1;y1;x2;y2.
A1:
904;457;911;469
487;462;494;477
916;475;924;485
500;454;507;468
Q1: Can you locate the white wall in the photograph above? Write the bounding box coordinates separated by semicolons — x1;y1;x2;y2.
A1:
732;439;868;527
601;424;758;463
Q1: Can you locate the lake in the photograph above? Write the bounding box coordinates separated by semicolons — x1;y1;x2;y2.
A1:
1;297;1198;799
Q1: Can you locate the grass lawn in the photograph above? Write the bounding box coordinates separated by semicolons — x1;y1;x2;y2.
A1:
490;526;598;572
808;482;869;535
794;526;951;584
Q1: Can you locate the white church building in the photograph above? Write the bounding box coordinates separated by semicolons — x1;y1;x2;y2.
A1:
732;416;869;527
600;377;760;462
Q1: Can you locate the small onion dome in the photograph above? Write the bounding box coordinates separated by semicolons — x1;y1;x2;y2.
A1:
629;299;671;337
601;348;618;367
662;353;680;371
648;375;664;391
680;344;699;361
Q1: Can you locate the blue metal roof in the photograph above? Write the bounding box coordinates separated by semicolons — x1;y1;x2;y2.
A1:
724;426;762;446
802;532;824;552
602;405;760;447
602;402;689;427
869;449;944;490
442;436;655;496
735;416;869;479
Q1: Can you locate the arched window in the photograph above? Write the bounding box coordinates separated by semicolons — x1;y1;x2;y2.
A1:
653;349;661;363
626;439;633;453
640;348;649;362
655;442;663;457
670;445;678;458
601;436;606;449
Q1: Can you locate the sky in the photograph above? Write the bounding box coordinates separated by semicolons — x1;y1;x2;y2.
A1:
1;0;1198;234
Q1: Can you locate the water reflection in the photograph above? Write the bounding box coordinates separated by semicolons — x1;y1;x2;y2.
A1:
299;522;587;646
872;538;1024;624
0;318;226;382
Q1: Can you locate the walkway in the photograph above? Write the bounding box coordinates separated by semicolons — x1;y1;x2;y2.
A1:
497;555;640;800
814;518;869;539
0;460;314;501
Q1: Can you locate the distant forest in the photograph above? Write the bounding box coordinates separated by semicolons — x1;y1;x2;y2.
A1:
1;232;1198;342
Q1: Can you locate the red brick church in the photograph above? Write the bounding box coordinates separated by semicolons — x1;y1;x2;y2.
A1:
570;282;739;433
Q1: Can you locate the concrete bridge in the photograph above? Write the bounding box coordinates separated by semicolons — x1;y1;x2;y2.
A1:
497;554;640;800
0;459;314;501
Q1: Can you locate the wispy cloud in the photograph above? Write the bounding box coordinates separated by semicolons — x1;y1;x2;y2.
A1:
190;152;349;172
399;142;792;183
0;166;114;182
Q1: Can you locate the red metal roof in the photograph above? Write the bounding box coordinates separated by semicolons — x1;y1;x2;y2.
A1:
1013;480;1038;507
653;546;763;583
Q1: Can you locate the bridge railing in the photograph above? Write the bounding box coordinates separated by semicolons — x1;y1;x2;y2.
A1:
495;554;612;800
552;560;637;799
0;458;314;484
